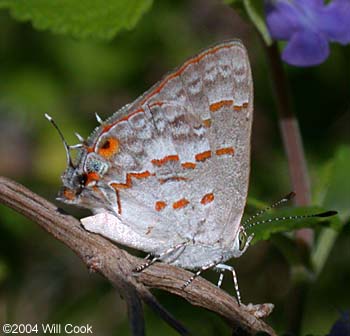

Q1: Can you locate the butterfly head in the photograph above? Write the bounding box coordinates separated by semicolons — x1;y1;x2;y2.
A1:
58;148;112;210
45;114;112;210
58;162;87;204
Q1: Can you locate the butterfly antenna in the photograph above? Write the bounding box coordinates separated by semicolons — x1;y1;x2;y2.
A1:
95;112;103;124
44;114;75;168
243;192;296;227
245;210;337;230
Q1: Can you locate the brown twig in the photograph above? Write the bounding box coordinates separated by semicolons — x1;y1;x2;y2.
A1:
124;286;145;336
0;176;276;335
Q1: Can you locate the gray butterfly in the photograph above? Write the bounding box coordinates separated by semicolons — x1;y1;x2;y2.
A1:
51;41;254;305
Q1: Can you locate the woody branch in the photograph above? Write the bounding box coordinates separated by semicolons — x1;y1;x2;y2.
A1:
0;176;276;336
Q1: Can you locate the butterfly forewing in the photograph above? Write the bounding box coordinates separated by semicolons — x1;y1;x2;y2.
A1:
63;41;253;262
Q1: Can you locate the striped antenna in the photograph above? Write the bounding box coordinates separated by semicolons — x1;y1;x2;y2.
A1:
245;210;337;230
45;114;75;168
243;192;296;228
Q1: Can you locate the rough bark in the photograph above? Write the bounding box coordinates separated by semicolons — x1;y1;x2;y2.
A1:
0;176;276;335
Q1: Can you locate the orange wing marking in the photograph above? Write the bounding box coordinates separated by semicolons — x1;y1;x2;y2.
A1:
93;101;165;150
202;119;212;128
102;124;113;133
195;151;212;162
111;171;153;214
140;43;239;105
115;189;122;215
209;100;233;112
94;43;241;149
233;102;248;111
173;198;190;209
98;137;120;158
201;193;214;205
182;162;196;169
151;155;179;166
215;147;235;156
155;201;167;211
111;171;153;189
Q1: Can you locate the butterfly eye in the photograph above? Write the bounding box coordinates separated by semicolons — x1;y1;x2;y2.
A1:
238;230;247;251
77;173;87;188
85;156;109;176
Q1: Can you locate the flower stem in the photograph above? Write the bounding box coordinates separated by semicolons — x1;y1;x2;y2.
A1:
264;42;313;247
263;42;314;335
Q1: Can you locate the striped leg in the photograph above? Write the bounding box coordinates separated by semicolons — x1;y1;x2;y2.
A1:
144;253;152;260
181;257;224;290
215;263;242;305
133;241;188;272
217;272;225;288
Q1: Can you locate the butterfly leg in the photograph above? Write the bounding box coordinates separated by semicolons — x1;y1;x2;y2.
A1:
133;241;189;272
181;257;224;290
217;272;225;288
215;263;242;305
144;253;152;260
242;233;254;254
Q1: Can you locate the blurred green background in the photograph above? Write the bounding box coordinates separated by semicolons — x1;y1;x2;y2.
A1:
0;1;349;335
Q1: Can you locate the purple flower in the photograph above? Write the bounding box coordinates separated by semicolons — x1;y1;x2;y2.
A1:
329;311;350;336
265;0;350;66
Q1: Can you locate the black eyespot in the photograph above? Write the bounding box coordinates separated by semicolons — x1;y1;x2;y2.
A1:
101;140;110;149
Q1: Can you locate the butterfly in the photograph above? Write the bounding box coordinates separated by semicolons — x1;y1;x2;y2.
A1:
48;40;254;305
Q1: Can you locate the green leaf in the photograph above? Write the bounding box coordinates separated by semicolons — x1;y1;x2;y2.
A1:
0;0;153;40
311;227;339;276
225;0;272;45
322;145;350;222
246;196;268;210
243;0;272;45
311;145;350;275
245;206;340;244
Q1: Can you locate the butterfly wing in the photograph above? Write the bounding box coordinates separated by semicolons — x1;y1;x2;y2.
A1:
64;41;253;254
